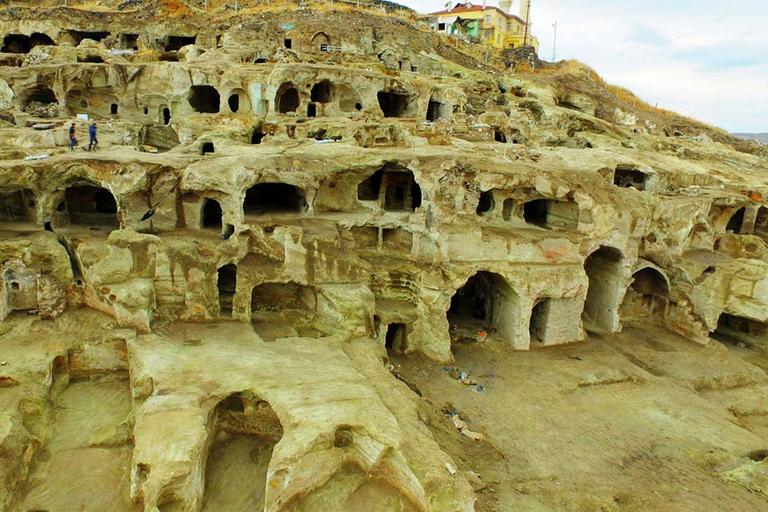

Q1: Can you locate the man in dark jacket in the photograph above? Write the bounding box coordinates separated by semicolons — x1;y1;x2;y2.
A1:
88;122;98;151
69;123;77;151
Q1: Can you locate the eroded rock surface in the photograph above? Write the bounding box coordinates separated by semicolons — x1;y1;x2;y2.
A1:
0;1;767;511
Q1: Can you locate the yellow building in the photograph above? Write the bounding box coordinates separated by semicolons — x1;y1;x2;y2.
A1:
423;1;539;51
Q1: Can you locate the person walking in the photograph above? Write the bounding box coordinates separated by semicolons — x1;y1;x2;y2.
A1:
69;123;77;151
88;122;98;151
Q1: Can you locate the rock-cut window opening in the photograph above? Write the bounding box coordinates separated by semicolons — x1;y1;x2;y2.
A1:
385;323;407;354
426;99;448;122
188;86;220;114
63;185;118;227
277;87;300;114
217;264;237;317
228;94;240;113
243;183;303;217
614;168;647;190
162;107;171;125
310;81;333;103
384;174;421;212
523;199;579;230
165;35;196;52
726;207;746;234
378;91;410;118
201;142;215;155
202;199;223;230
2;33;55;53
477;191;494;216
713;313;768;350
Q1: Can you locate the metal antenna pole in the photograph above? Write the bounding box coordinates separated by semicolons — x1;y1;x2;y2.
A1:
552;21;557;61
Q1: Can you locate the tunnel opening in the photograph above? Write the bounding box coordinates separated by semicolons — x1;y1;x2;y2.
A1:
310;81;334;103
243;183;303;217
523;199;579;230
529;299;552;344
201;394;283;512
476;191;494;216
277;86;300;114
110;103;118;114
726;207;746;234
251;126;264;145
583;246;624;333
384;172;421;212
200;142;215;155
165;35;196;51
217;264;237;317
307;103;317;118
68;30;110;45
62;186;118;227
228;94;240;113
426;98;449;121
620;267;669;324
162;107;171;125
377;91;410;118
385;323;407;354
449;271;520;345
614;167;647;190
202;199;223;230
357;169;384;201
2;33;54;53
0;189;36;225
119;33;139;50
712;313;768;350
188;86;220;114
78;55;105;63
494;130;507;143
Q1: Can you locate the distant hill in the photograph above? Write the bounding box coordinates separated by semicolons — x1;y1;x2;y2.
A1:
734;133;768;143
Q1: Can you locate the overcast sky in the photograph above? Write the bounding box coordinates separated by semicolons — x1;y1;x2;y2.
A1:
395;0;768;133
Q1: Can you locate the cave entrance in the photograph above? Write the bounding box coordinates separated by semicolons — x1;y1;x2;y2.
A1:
251;126;264;144
201;394;283;512
217;264;237;317
0;188;36;225
426;98;448;121
310;81;333;103
202;199;223;230
67;30;110;45
583;246;624;333
384;172;421;212
529;299;551;344
277;86;300;114
377;91;410;117
62;186;118;227
165;35;196;52
448;271;520;345
2;33;54;53
228;94;239;113
614;167;647;190
161;107;171;125
755;207;768;242
620;267;669;324
712;313;768;350
385;323;407;354
201;142;215;155
189;86;220;114
523;199;579;230
726;207;746;234
243;183;303;218
476;191;494;216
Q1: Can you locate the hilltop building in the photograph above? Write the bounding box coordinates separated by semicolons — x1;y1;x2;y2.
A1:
422;1;538;51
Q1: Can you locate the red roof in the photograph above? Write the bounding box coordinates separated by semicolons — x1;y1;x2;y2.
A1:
428;3;525;23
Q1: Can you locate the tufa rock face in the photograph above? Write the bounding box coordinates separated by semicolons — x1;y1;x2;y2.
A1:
0;3;766;512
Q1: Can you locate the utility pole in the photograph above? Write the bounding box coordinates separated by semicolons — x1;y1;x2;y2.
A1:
522;0;531;46
552;21;557;61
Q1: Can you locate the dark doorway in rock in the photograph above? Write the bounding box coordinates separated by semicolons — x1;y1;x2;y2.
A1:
726;207;746;234
384;172;421;212
201;142;215;155
620;267;669;324
0;189;36;224
188;85;220;114
495;130;507;143
311;81;333;103
243;184;303;217
284;39;292;49
357;170;384;201
529;299;551;344
477;191;494;216
162;107;171;125
217;264;237;317
228;94;240;113
426;99;447;121
277;86;299;114
110;103;118;115
201;394;283;512
63;186;118;227
583;246;624;332
712;313;768;350
251;127;264;145
377;91;409;117
165;35;195;51
502;198;514;221
307;103;317;118
523;199;579;230
385;323;407;354
449;271;520;345
614;167;647;190
202;199;222;230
